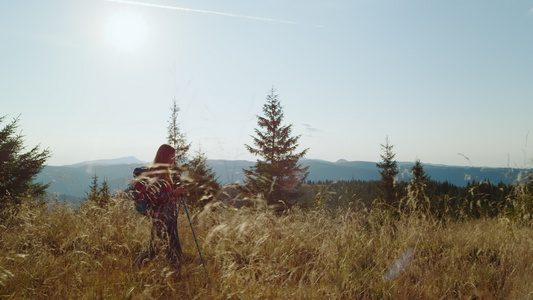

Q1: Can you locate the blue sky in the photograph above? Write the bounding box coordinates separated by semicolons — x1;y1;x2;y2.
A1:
2;0;533;168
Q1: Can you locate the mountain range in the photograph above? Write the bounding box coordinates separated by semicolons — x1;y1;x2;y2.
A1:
36;156;527;204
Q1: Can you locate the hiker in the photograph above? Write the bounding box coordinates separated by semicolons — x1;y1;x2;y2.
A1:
133;144;187;268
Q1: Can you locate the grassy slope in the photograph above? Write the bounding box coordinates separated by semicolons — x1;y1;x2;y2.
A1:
1;196;533;299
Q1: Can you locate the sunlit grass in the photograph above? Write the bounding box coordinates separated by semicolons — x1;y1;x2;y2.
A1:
2;192;533;298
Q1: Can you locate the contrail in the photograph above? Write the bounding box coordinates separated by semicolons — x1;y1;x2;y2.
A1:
103;0;298;25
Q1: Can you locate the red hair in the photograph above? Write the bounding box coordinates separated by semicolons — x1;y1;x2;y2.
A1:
151;144;175;184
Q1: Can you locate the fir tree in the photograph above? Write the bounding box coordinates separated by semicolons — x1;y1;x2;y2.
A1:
167;98;191;182
243;88;309;206
187;149;220;209
86;172;101;203
99;177;111;208
85;173;112;208
405;159;430;213
376;136;399;205
0;116;51;219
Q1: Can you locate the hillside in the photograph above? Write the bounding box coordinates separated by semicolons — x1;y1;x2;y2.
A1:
3;196;533;298
36;157;526;202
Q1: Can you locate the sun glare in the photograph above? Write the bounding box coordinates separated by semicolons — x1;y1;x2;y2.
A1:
105;11;147;52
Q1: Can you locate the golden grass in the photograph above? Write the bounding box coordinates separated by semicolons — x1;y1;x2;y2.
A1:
2;195;533;299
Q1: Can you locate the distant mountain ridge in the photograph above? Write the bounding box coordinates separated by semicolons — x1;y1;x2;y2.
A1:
60;156;147;168
37;157;529;203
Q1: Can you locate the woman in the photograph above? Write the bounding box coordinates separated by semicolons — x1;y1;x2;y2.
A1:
133;144;187;268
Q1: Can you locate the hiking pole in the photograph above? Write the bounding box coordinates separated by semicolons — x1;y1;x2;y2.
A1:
177;195;208;279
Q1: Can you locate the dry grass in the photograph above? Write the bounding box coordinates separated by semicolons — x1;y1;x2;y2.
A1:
2;194;533;299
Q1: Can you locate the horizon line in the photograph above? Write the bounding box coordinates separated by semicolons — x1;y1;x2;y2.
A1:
46;156;514;169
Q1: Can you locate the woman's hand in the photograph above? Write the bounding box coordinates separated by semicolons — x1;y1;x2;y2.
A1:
173;185;187;198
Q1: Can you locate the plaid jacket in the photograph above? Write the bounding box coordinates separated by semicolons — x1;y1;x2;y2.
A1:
144;172;177;221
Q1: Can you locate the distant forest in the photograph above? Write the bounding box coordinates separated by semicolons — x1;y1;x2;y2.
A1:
302;179;513;220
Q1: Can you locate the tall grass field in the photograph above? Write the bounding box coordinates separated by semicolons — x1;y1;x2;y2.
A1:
2;191;533;299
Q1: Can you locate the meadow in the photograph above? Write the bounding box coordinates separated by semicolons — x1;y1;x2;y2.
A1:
2;190;533;299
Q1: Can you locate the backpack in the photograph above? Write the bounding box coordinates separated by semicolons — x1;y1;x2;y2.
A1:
130;167;153;215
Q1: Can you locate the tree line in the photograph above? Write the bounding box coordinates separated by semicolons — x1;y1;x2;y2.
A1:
2;88;533;223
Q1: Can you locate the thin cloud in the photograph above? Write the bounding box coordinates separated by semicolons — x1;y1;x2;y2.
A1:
103;0;298;25
301;123;321;137
302;123;320;133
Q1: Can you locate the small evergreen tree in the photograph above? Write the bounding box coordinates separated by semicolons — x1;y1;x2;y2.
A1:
0;116;51;219
404;159;430;213
167;98;191;182
86;172;101;204
85;173;111;208
376;136;399;205
243;88;309;207
187;149;220;209
99;177;111;208
167;98;190;165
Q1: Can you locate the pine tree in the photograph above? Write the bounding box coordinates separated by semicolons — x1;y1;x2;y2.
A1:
376;136;399;205
86;172;101;204
85;173;112;208
405;159;430;213
0;116;51;219
243;88;309;207
167;98;191;182
187;149;220;209
99;177;111;208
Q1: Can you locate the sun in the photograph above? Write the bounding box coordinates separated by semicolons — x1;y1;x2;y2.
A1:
105;11;147;52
